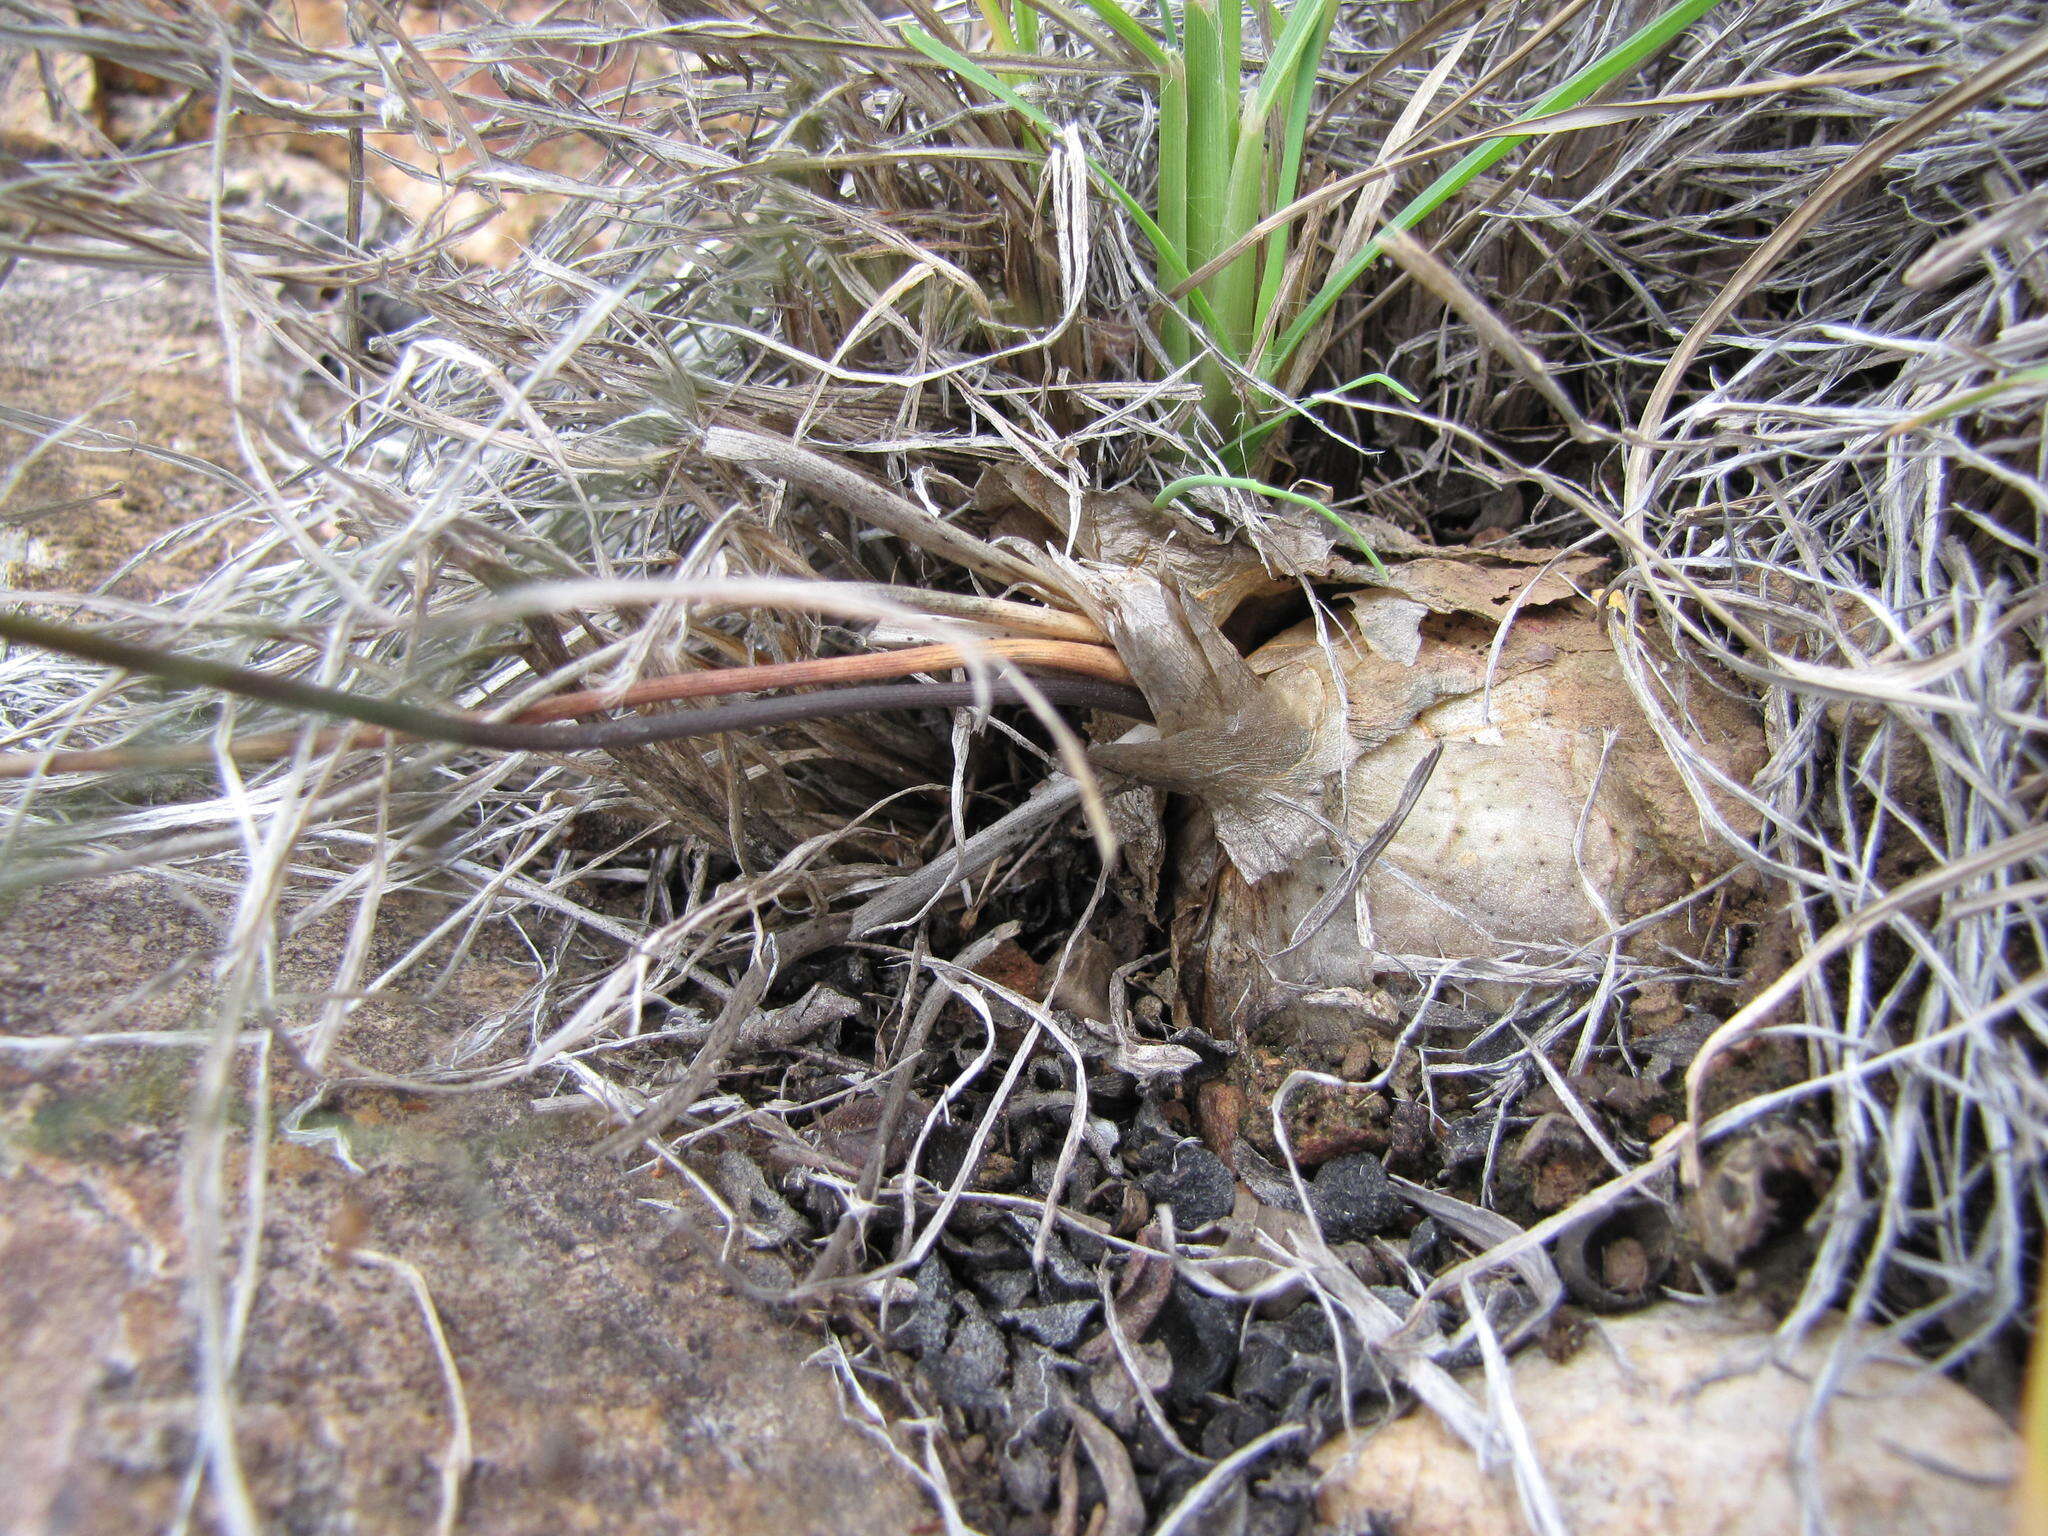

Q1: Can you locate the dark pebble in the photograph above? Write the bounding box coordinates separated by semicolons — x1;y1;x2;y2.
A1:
1126;1410;1181;1474
1029;1227;1099;1300
1246;1493;1312;1536
1370;1284;1433;1328
1199;1399;1278;1460
1031;1150;1097;1197
1007;1337;1068;1445
1138;1141;1237;1227
947;1228;1022;1267
1157;1285;1240;1404
1462;1024;1522;1066
1148;1463;1212;1521
1001;1299;1099;1350
998;1443;1054;1511
1230;1141;1305;1212
972;1268;1037;1310
921;1122;976;1187
1066;1221;1111;1265
1406;1215;1441;1270
1440;1113;1497;1172
1283;1303;1335;1356
1309;1151;1404;1241
895;1256;956;1358
928;1295;1007;1412
1233;1321;1326;1410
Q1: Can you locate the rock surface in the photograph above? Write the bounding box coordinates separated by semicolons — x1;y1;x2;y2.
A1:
0;5;98;157
0;875;927;1536
1313;1303;2016;1536
0;146;349;593
0;231;926;1534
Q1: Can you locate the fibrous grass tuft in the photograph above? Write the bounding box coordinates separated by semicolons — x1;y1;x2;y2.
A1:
1;0;2044;1527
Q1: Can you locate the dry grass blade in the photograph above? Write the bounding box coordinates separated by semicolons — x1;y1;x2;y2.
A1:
349;1250;473;1536
1373;223;1595;440
1624;21;2048;527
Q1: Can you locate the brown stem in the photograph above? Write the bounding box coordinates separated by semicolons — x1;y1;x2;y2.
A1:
0;616;1145;777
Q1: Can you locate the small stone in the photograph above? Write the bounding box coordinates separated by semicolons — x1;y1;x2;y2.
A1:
1137;1140;1238;1227
1234;1321;1326;1410
1001;1300;1098;1351
1030;1228;1098;1300
1406;1216;1441;1270
927;1296;1007;1413
894;1256;956;1357
1157;1285;1240;1404
1065;1221;1111;1266
1202;1400;1278;1460
1007;1338;1069;1445
1232;1141;1306;1212
1370;1287;1440;1342
970;1267;1036;1310
1439;1114;1496;1172
1309;1151;1403;1241
1246;1493;1311;1536
1085;1338;1171;1436
1283;1303;1336;1356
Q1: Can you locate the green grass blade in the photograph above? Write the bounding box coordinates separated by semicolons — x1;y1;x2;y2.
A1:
1266;0;1726;376
1251;0;1338;349
1224;368;1417;465
1247;0;1334;121
1265;0;1338;206
902;25;1062;133
1181;0;1245;417
1888;362;2048;434
1154;473;1388;575
1181;0;1236;286
1175;0;1241;426
1216;122;1266;355
900;24;1229;344
1217;0;1241;107
973;0;1019;54
1159;55;1193;364
1068;0;1172;66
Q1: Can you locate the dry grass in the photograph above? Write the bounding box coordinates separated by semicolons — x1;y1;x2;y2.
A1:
2;0;2045;1528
